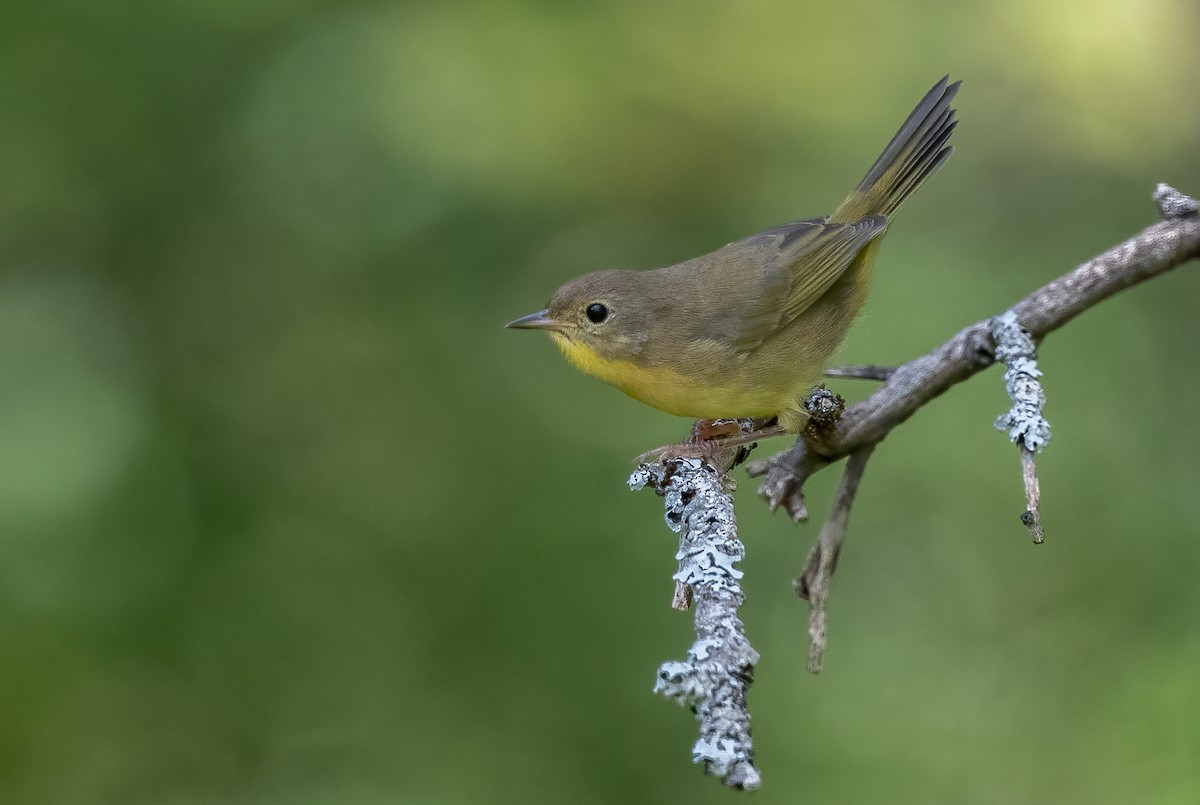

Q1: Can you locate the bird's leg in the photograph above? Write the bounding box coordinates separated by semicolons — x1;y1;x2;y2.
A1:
703;419;789;451
634;418;787;465
689;418;746;442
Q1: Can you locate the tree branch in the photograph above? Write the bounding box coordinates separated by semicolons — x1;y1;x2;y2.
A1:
752;185;1200;518
629;431;762;790
631;185;1198;791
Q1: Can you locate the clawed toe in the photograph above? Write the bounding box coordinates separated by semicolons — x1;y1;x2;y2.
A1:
633;419;789;467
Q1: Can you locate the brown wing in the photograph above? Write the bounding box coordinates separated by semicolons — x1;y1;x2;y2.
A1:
728;215;888;351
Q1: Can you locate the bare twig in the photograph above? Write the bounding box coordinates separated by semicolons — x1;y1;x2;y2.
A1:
793;445;875;674
824;364;897;381
629;439;761;790
1020;447;1044;543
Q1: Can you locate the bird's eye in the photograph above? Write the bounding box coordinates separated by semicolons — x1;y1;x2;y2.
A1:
586;303;609;324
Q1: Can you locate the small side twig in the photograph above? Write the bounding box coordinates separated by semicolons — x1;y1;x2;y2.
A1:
824;364;897;381
991;310;1051;543
629;448;761;790
793;445;875;674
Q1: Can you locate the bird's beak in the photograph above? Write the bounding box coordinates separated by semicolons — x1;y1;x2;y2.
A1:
505;309;569;333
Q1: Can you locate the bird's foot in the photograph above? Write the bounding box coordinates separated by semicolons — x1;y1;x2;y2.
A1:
634;418;788;467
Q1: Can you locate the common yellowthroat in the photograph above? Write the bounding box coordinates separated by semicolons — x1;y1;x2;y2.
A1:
509;77;959;434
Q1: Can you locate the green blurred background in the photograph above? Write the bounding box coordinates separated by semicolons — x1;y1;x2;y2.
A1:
2;1;1199;803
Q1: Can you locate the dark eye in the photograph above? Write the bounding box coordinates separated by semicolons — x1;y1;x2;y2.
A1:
586;303;609;324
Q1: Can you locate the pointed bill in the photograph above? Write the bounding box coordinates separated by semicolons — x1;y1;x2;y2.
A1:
505;309;569;332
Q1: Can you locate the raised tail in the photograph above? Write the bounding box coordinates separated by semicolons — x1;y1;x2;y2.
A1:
830;76;960;223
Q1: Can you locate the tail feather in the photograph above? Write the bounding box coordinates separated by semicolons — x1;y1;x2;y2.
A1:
831;76;960;222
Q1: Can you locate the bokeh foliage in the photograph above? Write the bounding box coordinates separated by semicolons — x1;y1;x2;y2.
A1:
2;1;1199;803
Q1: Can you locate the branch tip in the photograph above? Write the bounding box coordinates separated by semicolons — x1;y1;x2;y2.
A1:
754;444;823;522
1154;184;1198;219
1020;445;1045;544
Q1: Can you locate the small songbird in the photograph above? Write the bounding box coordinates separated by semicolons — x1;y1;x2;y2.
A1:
509;76;959;436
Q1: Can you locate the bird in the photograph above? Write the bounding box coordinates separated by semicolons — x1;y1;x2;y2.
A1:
509;76;959;447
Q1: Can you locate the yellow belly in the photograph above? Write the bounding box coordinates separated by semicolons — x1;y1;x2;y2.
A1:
550;334;800;421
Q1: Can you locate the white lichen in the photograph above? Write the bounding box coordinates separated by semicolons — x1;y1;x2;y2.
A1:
991;311;1051;452
631;457;761;790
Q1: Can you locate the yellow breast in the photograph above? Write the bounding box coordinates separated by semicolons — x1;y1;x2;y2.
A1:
549;334;790;421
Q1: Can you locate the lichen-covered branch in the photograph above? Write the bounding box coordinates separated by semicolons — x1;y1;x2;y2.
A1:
629;453;761;790
991;311;1051;453
991;311;1051;542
